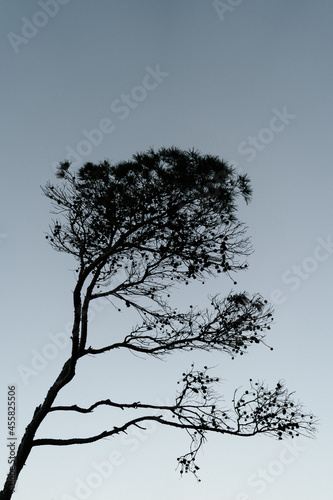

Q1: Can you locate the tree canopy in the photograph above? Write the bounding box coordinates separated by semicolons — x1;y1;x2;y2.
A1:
1;147;316;498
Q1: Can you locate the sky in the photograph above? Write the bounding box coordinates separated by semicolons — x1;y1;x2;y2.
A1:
1;0;333;498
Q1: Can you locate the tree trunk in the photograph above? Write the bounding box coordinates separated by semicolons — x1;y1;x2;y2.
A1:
0;359;75;499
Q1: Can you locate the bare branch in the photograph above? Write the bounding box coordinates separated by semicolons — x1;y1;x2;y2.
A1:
32;416;163;447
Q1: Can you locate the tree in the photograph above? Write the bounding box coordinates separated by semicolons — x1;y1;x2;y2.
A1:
0;147;316;498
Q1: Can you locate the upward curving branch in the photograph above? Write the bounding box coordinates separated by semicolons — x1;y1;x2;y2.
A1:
83;292;274;358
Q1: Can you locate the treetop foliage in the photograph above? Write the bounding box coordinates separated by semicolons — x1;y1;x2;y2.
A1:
42;147;252;298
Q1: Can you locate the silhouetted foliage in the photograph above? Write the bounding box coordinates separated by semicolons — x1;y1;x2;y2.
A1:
0;147;316;498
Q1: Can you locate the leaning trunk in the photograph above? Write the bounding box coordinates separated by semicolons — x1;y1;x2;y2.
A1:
0;358;75;499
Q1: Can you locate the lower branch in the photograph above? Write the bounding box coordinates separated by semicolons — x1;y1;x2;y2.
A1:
32;368;317;482
33;416;164;447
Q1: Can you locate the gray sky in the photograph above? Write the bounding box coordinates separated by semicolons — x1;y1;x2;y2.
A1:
1;1;333;498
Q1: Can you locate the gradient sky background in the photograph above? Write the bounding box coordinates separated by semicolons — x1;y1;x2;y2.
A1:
1;1;333;498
